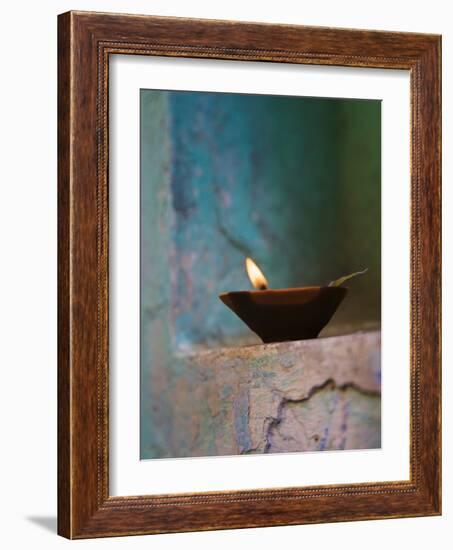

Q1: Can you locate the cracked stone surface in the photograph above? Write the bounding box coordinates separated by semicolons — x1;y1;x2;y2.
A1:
141;330;381;459
263;381;380;453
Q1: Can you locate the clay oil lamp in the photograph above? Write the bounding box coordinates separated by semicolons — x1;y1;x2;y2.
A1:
219;258;367;344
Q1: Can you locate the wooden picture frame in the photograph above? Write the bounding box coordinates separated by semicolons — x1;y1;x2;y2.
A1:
58;10;441;539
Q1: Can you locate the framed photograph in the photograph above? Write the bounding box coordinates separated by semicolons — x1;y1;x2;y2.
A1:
58;11;441;538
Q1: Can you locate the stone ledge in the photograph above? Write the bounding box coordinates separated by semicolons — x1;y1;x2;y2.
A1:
142;330;381;459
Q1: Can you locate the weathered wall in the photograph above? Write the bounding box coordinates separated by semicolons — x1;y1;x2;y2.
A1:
141;90;381;349
140;331;381;459
140;90;381;459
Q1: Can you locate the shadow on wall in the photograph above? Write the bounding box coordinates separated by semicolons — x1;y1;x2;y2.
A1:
26;516;57;534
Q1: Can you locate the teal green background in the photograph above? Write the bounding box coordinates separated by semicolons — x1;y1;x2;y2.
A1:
140;90;381;458
141;89;381;350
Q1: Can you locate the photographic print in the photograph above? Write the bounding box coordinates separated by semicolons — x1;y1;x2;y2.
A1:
140;89;381;460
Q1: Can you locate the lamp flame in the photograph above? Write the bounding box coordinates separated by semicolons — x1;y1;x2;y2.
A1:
245;257;269;290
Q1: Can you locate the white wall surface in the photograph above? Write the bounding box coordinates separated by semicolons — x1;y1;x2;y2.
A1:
0;0;450;548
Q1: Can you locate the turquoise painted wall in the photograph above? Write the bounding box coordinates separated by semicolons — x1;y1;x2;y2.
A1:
141;90;381;349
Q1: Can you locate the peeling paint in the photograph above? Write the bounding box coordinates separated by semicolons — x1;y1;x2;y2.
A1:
233;386;253;453
141;332;381;459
